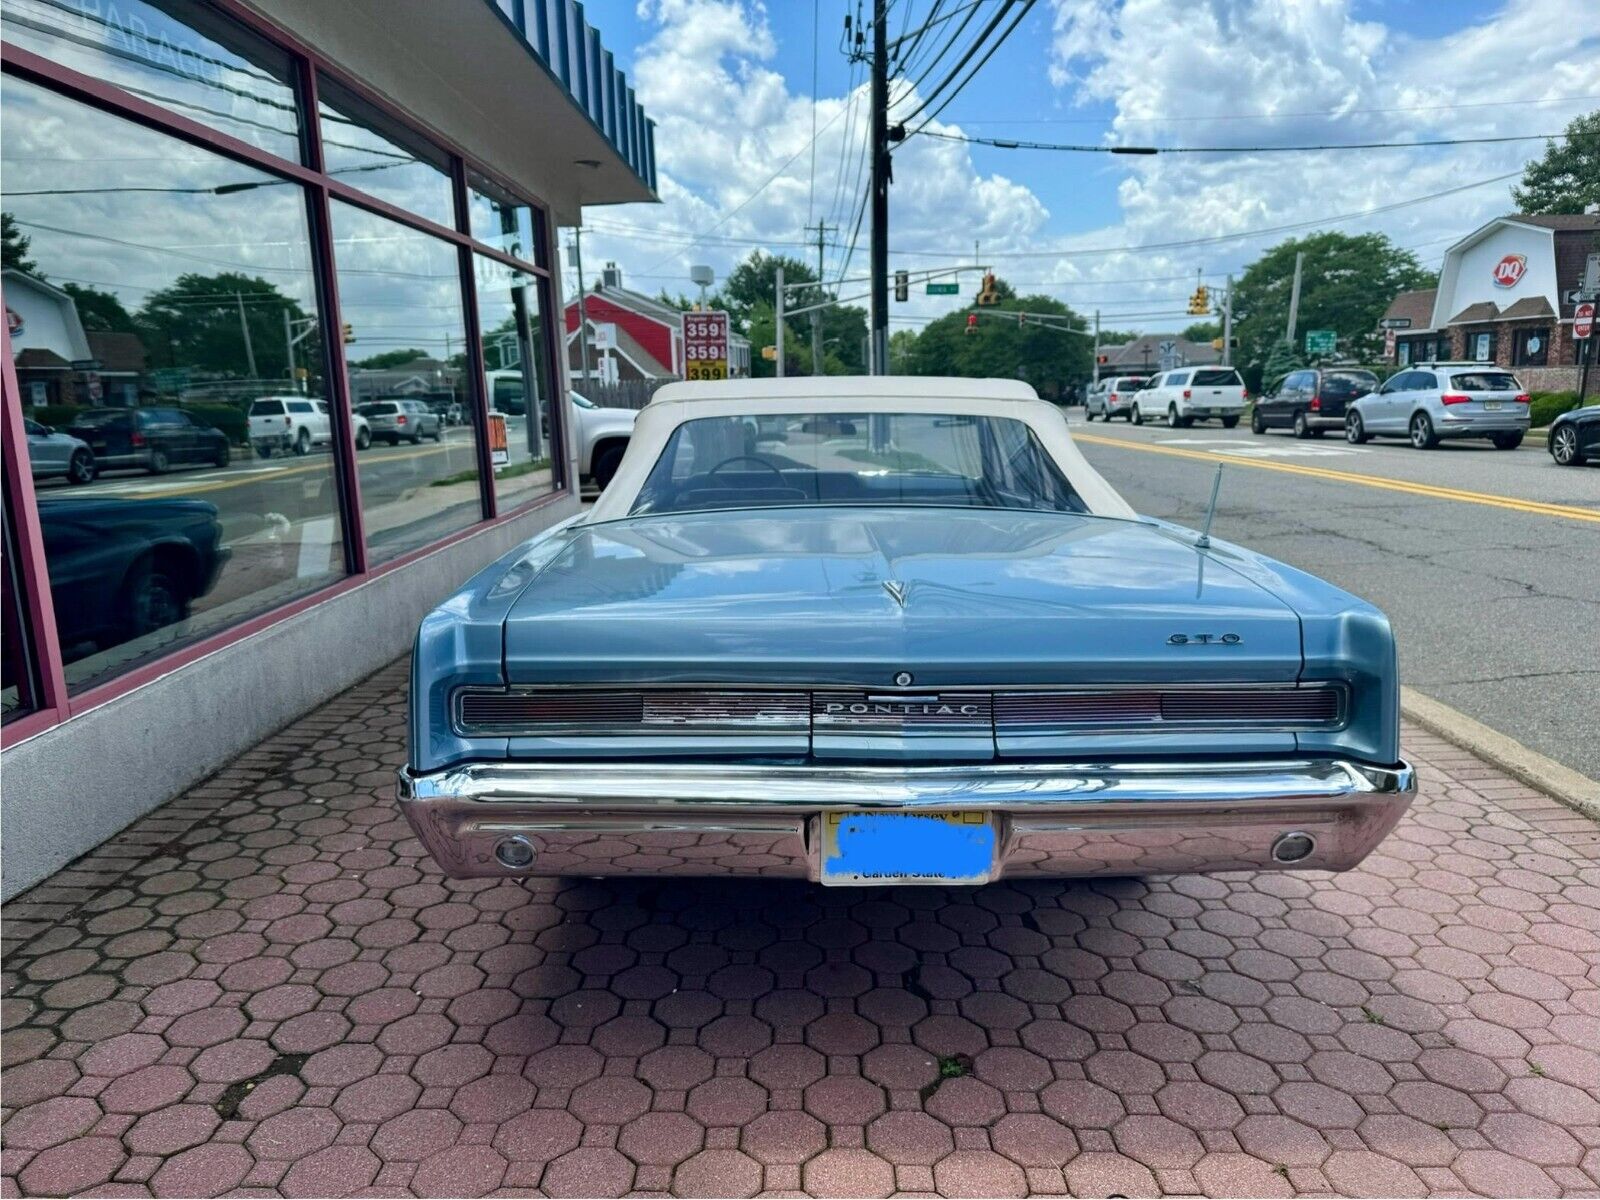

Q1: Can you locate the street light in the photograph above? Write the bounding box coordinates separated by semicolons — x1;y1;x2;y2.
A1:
690;264;714;310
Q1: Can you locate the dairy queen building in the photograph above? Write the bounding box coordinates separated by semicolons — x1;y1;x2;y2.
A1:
1381;213;1600;390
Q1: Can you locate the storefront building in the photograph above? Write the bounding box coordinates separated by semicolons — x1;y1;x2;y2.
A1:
1388;214;1599;389
1;0;657;897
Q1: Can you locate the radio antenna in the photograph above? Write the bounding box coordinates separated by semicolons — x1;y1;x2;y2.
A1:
1195;463;1224;550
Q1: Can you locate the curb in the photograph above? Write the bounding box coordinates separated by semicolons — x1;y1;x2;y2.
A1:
1401;686;1600;822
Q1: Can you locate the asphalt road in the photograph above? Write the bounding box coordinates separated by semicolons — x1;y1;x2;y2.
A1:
1070;411;1600;781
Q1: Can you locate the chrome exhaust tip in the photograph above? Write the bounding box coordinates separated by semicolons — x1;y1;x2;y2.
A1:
1271;831;1316;864
494;836;535;869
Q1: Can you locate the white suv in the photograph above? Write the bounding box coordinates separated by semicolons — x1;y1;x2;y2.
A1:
1135;367;1248;428
249;396;331;457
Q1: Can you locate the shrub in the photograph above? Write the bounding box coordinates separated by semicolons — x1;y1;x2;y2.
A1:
22;404;82;429
181;403;249;445
1528;391;1580;428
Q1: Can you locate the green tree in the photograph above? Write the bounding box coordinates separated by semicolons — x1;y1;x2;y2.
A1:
352;347;431;369
1;212;36;274
135;272;309;380
1259;338;1304;387
1229;232;1434;391
712;250;868;376
1182;320;1221;343
61;283;137;333
1512;110;1600;215
900;278;1091;400
1097;329;1138;346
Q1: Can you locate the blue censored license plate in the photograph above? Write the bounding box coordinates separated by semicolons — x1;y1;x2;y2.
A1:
821;811;997;885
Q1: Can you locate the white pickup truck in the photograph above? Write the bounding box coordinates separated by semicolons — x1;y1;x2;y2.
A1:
1134;367;1248;428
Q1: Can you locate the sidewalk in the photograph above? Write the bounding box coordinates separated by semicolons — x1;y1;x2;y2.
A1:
3;660;1598;1198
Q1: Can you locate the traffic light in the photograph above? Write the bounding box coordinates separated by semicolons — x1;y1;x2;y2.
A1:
1017;312;1026;326
894;270;908;302
342;322;355;343
1212;338;1224;351
761;345;777;361
1096;354;1109;365
965;313;978;336
976;272;999;306
1187;285;1209;315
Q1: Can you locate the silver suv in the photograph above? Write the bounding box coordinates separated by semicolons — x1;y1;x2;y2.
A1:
1084;375;1148;421
1345;363;1530;450
357;398;443;446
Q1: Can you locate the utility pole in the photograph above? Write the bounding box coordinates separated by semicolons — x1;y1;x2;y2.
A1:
283;308;295;389
775;264;786;379
1092;310;1101;385
235;292;257;379
869;0;889;375
570;228;592;384
1222;274;1234;368
1284;251;1304;348
810;221;835;376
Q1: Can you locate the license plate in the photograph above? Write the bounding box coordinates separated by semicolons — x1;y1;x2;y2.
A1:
820;811;996;885
1483;400;1502;410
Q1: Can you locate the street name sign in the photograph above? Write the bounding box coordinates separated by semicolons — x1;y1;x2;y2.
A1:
926;283;960;295
682;311;730;381
1378;317;1411;329
1305;329;1337;354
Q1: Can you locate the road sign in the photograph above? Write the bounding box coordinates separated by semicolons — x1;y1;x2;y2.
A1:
926;282;959;295
1378;317;1411;329
682;311;729;381
1305;329;1337;355
1576;302;1595;341
487;412;509;466
1585;252;1600;292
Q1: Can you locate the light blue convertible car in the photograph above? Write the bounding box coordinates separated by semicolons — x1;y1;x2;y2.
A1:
400;379;1413;885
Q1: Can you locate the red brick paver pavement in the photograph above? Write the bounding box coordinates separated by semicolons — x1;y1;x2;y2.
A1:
4;661;1599;1198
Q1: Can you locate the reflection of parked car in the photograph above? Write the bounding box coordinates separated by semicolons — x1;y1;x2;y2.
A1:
37;496;230;659
400;377;1413;884
249;396;334;457
357;399;443;445
25;419;97;485
1084;375;1148;422
569;390;638;490
67;407;230;474
316;401;371;450
1253;368;1378;438
1346;363;1530;450
1548;403;1599;466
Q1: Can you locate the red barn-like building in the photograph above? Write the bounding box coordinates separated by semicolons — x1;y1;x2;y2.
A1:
563;263;750;382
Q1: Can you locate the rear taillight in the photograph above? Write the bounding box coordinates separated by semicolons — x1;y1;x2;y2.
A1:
1515;392;1531;404
1310;395;1321;412
130;432;145;447
396;414;407;425
1109;392;1119;403
1440;393;1470;405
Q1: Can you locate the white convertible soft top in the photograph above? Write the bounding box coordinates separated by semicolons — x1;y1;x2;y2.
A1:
584;377;1138;521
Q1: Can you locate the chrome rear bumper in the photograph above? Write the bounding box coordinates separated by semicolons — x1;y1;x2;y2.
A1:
397;757;1414;883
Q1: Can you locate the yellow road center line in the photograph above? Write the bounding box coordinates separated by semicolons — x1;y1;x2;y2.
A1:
1073;432;1600;526
86;445;465;499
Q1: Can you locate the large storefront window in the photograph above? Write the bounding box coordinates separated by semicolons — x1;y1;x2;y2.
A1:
468;171;543;267
330;200;481;561
2;507;38;721
1513;327;1549;367
318;75;454;228
0;0;303;162
474;254;557;509
4;78;346;694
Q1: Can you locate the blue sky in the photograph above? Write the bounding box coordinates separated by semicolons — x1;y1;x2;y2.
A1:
565;0;1598;332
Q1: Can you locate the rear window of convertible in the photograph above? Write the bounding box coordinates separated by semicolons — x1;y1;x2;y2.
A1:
630;412;1087;517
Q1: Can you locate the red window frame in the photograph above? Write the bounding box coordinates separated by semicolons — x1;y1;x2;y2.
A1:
0;2;572;747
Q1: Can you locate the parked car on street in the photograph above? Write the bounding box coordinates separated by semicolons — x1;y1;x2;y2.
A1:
1134;367;1247;427
569;390;639;490
37;495;230;658
67;407;230;474
1345;363;1530;450
1547;402;1600;466
401;377;1413;885
1083;375;1148;421
249;396;333;458
357;398;443;445
1253;368;1378;438
25;419;97;485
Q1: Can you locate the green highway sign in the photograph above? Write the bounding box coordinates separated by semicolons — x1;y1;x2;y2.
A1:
1305;329;1337;354
926;282;960;295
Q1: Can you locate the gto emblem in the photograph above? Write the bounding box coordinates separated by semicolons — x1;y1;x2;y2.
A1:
1168;633;1243;645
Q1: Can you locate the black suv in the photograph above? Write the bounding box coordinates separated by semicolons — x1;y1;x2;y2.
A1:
66;407;231;474
1252;368;1378;438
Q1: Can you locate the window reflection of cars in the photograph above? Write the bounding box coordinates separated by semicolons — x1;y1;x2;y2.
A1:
356;399;443;445
569;390;638;490
24;419;97;485
67;407;231;474
37;496;230;663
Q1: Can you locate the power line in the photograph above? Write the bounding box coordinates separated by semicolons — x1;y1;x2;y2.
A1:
895;0;1022;126
882;168;1524;259
807;0;820;228
917;128;1599;155
955;92;1600;127
903;0;1035;134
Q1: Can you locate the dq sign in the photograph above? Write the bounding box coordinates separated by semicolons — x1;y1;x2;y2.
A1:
1491;253;1527;288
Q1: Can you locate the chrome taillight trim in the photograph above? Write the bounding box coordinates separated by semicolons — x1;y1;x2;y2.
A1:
451;682;1349;738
